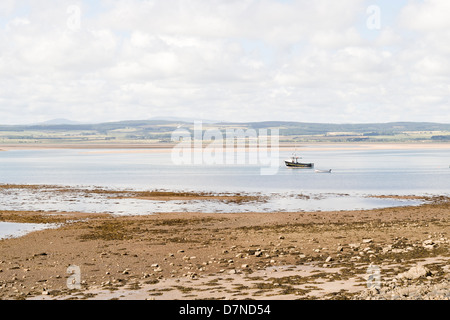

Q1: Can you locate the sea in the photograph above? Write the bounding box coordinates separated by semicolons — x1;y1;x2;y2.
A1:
1;145;449;238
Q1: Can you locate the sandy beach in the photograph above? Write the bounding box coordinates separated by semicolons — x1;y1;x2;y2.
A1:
0;192;448;300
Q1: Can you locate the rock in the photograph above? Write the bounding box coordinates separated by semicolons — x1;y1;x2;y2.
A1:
325;256;333;263
363;239;373;244
34;253;47;257
422;240;437;250
151;264;159;268
154;267;163;272
279;236;285;240
255;251;262;257
337;246;344;252
241;264;249;269
398;266;432;280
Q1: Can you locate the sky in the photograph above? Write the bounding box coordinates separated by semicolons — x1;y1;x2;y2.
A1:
0;0;449;124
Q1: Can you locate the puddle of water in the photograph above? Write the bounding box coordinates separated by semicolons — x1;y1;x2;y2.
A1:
0;222;58;240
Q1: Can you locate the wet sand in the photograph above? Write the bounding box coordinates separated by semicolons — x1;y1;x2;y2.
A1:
0;195;448;300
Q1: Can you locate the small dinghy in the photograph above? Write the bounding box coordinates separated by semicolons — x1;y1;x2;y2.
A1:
315;169;332;173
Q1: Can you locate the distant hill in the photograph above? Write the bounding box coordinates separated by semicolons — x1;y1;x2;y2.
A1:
148;116;218;123
1;120;450;134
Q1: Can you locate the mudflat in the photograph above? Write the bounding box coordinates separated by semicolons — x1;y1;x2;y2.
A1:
0;195;448;300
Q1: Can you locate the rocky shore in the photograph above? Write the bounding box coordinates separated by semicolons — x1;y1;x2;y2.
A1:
0;195;448;300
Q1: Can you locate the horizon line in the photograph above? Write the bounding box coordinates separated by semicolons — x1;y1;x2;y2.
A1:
2;119;450;126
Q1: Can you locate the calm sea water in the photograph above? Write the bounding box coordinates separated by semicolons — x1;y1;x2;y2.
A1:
0;147;449;216
0;147;449;195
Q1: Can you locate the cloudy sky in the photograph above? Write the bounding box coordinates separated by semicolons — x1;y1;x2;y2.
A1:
1;0;449;124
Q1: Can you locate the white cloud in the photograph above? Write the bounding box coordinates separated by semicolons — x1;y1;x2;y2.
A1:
0;0;449;124
399;0;450;31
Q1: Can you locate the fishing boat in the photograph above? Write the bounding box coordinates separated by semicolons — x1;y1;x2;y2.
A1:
285;153;314;168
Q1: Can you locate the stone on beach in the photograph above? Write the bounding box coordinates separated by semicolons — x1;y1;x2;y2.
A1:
398;266;432;280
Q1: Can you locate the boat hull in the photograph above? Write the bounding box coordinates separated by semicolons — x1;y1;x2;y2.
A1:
285;161;314;168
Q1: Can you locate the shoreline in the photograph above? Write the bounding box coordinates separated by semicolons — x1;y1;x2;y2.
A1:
0;196;448;300
1;142;449;152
